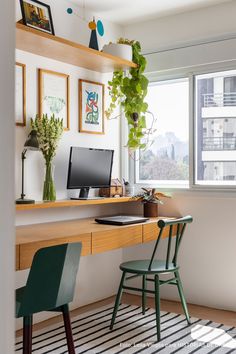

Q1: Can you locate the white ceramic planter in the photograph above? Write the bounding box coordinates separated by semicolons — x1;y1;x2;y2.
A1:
102;43;133;61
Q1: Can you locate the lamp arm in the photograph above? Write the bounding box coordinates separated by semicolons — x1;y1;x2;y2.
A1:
21;149;27;200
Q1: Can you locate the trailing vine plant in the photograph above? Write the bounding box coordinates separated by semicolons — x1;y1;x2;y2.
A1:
105;38;155;150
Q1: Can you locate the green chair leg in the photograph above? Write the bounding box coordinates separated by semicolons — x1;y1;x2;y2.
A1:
175;270;191;324
142;275;147;315
23;315;33;354
61;304;75;354
110;271;126;330
154;274;161;342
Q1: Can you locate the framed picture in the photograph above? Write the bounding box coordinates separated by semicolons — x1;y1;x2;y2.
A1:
15;62;26;127
19;0;55;35
79;79;105;134
38;69;70;131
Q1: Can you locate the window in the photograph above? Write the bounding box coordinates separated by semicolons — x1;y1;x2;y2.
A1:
132;68;236;190
136;78;189;187
195;70;236;186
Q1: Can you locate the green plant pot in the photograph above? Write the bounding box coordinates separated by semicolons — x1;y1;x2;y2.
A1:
143;202;158;217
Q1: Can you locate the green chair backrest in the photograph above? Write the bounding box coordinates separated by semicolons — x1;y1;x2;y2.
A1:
148;216;193;271
18;242;82;317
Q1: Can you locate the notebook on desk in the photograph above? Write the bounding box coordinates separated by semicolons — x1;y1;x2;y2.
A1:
95;215;149;226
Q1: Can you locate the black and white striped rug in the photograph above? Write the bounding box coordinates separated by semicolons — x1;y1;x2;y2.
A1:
15;304;236;353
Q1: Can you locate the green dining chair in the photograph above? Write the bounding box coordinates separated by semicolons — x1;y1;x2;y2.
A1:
16;242;82;354
110;215;193;341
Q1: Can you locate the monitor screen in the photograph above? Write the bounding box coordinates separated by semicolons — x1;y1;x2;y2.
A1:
67;147;114;189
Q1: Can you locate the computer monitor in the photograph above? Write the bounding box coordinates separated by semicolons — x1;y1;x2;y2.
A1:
67;147;114;199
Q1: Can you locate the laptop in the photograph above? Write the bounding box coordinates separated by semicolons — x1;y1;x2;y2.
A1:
95;215;149;226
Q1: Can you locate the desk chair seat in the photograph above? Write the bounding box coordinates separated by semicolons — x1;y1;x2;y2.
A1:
110;216;193;342
120;260;179;274
15;242;82;354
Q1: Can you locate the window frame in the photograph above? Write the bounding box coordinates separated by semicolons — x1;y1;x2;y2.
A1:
127;61;236;192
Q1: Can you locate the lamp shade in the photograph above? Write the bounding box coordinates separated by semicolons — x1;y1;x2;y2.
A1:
24;130;39;151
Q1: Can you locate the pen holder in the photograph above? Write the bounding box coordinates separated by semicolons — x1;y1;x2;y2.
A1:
124;185;135;197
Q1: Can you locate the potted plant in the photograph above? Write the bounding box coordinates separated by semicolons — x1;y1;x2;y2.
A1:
105;38;151;150
31;114;63;202
102;39;133;61
133;188;171;217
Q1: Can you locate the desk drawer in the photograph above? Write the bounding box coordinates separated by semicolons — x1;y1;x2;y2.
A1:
19;233;91;270
143;223;176;243
92;225;142;254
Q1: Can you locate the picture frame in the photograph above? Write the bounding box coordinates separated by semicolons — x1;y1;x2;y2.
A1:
38;69;70;131
15;62;26;127
19;0;55;35
79;79;105;135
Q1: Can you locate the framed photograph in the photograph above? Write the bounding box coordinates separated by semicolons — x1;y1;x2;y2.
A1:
38;69;70;131
79;79;105;134
15;62;26;127
19;0;55;35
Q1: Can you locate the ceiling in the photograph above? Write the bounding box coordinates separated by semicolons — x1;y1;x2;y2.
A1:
69;0;233;25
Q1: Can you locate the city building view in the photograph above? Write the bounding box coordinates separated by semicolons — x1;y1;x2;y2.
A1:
196;70;236;184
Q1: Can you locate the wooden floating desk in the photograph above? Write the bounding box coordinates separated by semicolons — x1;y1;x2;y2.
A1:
16;217;173;271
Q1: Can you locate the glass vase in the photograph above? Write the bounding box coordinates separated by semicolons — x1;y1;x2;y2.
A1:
43;162;56;202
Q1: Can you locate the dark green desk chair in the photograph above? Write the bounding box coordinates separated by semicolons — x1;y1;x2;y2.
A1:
110;215;193;341
16;242;82;354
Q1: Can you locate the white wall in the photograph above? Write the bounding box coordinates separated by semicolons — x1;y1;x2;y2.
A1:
122;2;236;311
0;0;15;352
15;0;125;329
124;1;236;53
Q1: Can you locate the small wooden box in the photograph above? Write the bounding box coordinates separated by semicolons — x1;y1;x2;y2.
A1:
99;178;123;197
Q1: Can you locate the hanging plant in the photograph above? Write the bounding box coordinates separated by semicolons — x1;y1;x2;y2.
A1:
105;38;152;151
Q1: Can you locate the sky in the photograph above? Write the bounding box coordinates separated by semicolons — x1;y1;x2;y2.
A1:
146;78;189;142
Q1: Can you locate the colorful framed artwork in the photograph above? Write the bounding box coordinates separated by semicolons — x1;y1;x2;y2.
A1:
19;0;55;35
79;79;105;134
38;69;70;131
15;62;26;127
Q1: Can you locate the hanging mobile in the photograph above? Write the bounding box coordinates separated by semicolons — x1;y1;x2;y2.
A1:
66;2;105;51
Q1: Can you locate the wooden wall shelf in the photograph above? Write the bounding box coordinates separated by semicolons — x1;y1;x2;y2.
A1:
16;197;138;211
16;23;137;73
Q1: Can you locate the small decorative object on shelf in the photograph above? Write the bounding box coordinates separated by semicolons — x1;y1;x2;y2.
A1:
99;178;123;198
88;18;99;50
16;130;39;204
133;188;171;217
19;0;55;35
31;114;63;201
123;180;135;197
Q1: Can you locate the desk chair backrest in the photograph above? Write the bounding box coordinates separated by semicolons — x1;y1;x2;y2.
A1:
148;216;193;271
18;242;82;317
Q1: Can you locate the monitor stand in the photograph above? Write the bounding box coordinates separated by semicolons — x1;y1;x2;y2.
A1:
70;187;105;200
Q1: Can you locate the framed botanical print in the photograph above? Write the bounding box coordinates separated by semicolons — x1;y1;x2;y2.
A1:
19;0;55;35
15;62;26;127
79;79;105;134
38;69;70;130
